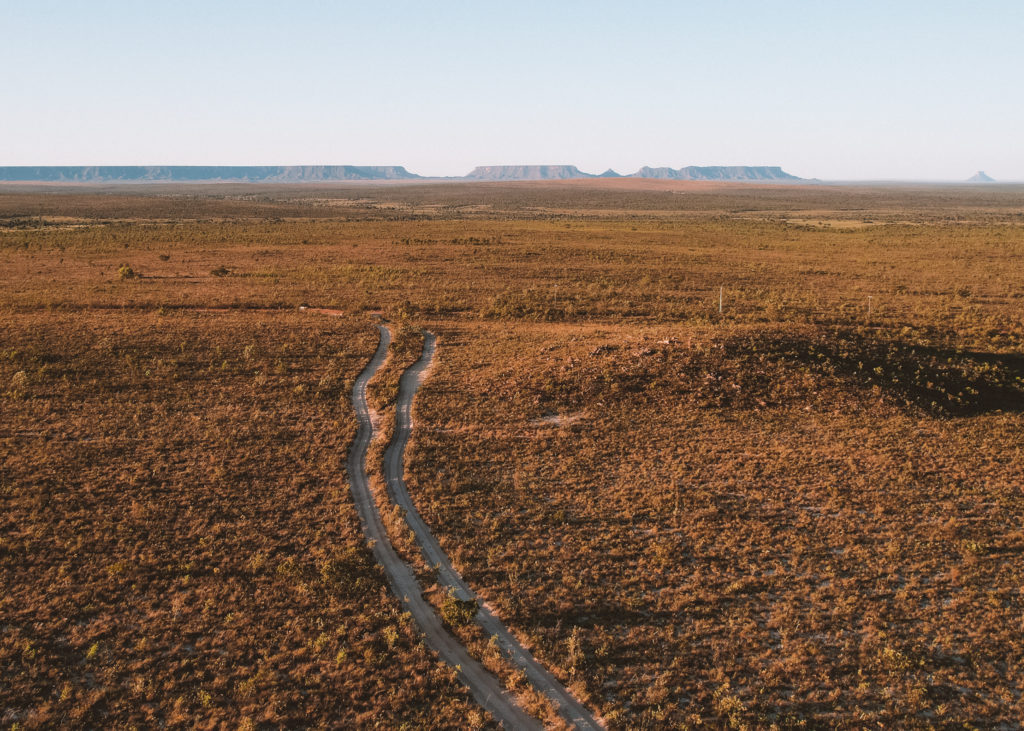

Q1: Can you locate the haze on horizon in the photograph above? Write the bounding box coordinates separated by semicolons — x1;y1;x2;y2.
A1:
2;0;1022;181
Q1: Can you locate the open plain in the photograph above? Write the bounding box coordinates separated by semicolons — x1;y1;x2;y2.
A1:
2;180;1023;728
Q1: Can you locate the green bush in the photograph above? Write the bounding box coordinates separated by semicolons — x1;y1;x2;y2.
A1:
440;589;478;627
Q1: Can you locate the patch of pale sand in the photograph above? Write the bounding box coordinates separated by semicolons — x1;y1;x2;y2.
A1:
303;306;346;316
530;411;586;427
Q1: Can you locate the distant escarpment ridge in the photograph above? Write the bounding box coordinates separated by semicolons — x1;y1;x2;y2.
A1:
0;163;804;183
465;164;802;181
0;165;421;182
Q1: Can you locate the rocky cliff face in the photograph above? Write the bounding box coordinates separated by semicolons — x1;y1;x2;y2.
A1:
0;166;421;182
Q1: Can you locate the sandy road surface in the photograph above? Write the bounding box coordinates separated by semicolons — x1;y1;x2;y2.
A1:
347;323;539;729
384;330;603;731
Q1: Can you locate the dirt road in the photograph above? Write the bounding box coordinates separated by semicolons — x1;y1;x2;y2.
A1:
348;324;539;729
384;330;603;731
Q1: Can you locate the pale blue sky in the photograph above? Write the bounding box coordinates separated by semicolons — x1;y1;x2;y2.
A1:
2;1;1021;180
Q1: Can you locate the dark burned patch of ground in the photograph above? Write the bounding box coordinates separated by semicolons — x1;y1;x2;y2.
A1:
517;326;1024;418
769;333;1024;416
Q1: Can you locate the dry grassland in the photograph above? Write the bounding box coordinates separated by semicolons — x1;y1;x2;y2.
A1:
2;181;1023;727
1;309;479;727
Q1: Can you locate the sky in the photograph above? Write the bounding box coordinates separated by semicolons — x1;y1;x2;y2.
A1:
2;0;1022;180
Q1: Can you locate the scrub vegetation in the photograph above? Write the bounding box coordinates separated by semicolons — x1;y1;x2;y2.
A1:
0;310;479;727
2;180;1022;727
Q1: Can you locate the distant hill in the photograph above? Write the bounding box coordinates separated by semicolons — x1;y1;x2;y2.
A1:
0;165;421;183
597;169;623;178
631;165;801;181
464;165;593;181
967;171;995;183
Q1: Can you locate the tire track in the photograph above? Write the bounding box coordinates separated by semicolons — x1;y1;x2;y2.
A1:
348;323;540;730
385;329;603;731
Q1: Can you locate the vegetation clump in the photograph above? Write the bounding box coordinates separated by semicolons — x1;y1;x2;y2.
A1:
440;589;479;628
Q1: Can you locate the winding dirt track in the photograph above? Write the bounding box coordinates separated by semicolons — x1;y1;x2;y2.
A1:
348;324;539;729
384;330;603;731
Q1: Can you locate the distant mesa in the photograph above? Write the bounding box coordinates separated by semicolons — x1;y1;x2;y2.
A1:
967;171;995;183
0;163;804;183
0;165;421;183
464;164;802;181
632;165;801;181
464;165;592;181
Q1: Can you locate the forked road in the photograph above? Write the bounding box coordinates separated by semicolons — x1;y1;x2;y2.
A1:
383;328;602;731
348;324;539;729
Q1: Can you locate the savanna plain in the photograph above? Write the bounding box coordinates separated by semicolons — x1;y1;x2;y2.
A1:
2;180;1023;728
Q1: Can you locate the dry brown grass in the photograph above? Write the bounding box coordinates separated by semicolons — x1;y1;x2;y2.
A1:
0;309;480;728
408;319;1023;726
2;181;1023;727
